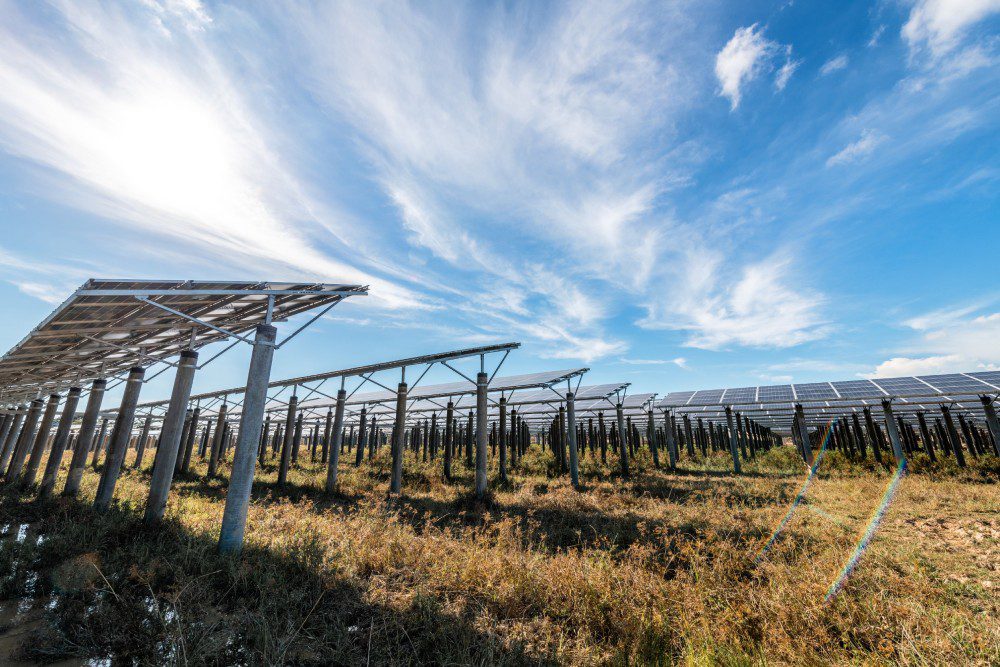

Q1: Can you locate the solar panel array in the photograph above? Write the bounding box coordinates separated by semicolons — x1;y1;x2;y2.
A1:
658;372;1000;409
0;279;367;402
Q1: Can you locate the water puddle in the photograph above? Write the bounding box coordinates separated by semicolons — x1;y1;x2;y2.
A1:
0;522;88;665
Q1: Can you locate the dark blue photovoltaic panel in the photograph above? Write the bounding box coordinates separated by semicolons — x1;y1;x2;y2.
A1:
623;393;655;409
792;382;837;400
659;391;695;406
723;387;756;403
969;371;1000;390
831;380;880;398
757;385;794;402
691;389;724;404
870;377;926;394
916;374;993;394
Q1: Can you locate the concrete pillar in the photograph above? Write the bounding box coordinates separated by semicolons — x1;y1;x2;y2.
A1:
22;393;61;487
957;415;977;457
980;396;1000;456
879;400;906;465
940;405;966;467
201;418;214;459
681;415;693;458
321;409;333;465
494;397;506;484
598;412;608;463
38;387;82;498
6;397;43;482
218;324;276;555
934;418;950;455
647;409;659;468
850;413;867;458
277;395;297;487
390;382;408;494
62;380;106;496
863;407;882;462
443;401;454;480
566;392;579;489
143;350;198;524
209;403;228;476
794;404;813;466
736;412;749;460
133;414;153;469
90;417;110;468
354;407;368;467
724;406;743;474
465;410;474;469
94;367;145;511
0;408;15;462
663;410;677;469
324;388;347;493
291;412;303;464
916;412;936;462
256;417;268;464
0;406;26;472
557;405;567;473
174;411;192;473
475;372;488;498
181;407;200;473
614;402;629;477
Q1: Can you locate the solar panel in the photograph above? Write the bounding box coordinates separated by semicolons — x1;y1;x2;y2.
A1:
757;385;794;402
658;391;695;407
869;377;926;394
574;384;628;400
969;371;1000;390
792;382;838;400
723;387;756;403
691;389;724;404
916;374;994;394
622;393;655;409
831;380;880;397
0;279;366;402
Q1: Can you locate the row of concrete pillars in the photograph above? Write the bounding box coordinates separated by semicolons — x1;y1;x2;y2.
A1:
5;336;996;558
0;328;268;556
788;399;1000;468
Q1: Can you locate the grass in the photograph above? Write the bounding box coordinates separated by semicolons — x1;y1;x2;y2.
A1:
0;442;997;665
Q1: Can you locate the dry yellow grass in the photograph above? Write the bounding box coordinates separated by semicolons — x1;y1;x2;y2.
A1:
0;444;997;664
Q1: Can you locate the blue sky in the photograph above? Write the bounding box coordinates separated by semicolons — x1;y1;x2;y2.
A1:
0;0;997;404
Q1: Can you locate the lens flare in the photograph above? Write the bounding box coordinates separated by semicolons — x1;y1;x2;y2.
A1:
825;458;907;601
755;420;834;564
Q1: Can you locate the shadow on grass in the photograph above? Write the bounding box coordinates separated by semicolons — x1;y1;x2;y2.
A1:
0;487;537;665
153;455;785;565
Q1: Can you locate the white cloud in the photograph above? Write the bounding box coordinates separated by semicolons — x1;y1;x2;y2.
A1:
868;303;1000;376
638;252;829;350
774;55;801;91
902;0;1000;56
819;54;849;75
620;357;688;368
13;282;67;305
277;1;701;361
715;24;784;109
0;1;419;310
826;129;887;166
868;25;887;48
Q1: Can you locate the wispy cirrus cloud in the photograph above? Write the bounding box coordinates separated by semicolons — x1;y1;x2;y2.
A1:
826;129;888;166
867;299;1000;377
819;54;849;75
0;0;418;309
902;0;1000;57
620;357;688;369
715;24;793;109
